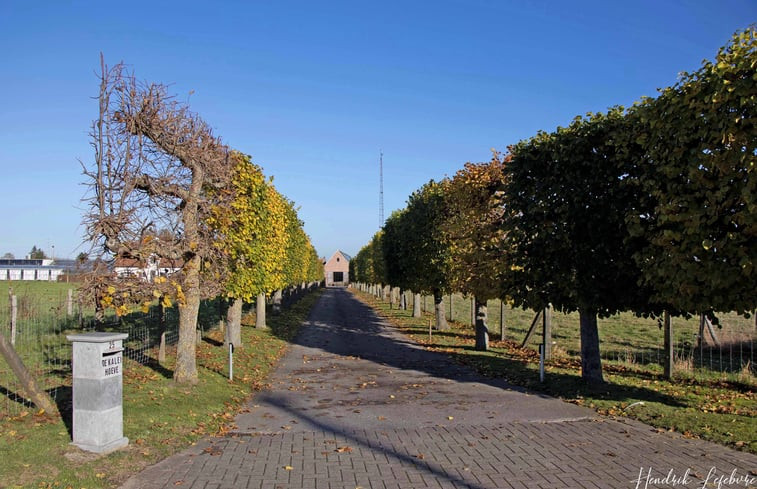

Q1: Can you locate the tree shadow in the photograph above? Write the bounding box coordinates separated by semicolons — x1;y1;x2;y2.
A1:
250;393;492;489
202;336;223;347
272;288;684;410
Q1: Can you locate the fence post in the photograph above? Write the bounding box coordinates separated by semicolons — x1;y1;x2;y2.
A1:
542;305;552;361
663;311;673;380
10;295;17;346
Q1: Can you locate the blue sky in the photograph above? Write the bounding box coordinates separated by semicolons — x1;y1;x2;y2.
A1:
1;1;754;260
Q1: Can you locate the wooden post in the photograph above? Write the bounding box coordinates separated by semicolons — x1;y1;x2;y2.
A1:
10;295;17;346
499;300;506;341
158;331;167;364
703;315;720;347
663;311;673;380
0;330;58;416
78;297;84;328
542;305;552;361
520;309;542;347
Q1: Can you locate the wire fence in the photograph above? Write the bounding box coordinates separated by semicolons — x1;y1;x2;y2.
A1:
358;285;756;383
0;283;225;418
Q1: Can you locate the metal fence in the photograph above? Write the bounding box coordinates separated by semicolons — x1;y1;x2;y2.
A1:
0;288;190;418
362;285;755;383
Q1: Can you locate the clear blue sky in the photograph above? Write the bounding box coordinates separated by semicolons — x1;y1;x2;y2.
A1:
1;1;754;260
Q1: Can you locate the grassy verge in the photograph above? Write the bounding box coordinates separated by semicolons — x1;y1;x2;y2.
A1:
0;289;322;489
352;289;757;455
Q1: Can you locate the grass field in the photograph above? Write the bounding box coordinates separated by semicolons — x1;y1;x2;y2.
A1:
403;290;756;376
0;287;322;489
354;288;757;455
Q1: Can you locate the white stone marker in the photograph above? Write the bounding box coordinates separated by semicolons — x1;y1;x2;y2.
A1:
67;332;129;453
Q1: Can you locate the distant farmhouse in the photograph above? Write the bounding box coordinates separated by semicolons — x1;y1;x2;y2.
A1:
114;255;182;282
0;259;64;281
323;250;350;287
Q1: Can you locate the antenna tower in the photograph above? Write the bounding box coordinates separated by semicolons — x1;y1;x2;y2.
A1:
379;151;384;228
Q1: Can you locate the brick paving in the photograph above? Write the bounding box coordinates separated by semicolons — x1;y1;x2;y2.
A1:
120;288;756;489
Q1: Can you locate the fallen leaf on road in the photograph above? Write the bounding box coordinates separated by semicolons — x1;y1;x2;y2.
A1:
203;446;223;456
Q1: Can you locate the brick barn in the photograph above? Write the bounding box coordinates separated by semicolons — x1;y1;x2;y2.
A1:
323;250;350;287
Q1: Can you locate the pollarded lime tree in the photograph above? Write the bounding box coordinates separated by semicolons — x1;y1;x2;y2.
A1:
280;200;322;297
443;157;509;348
382;209;412;310
252;183;293;326
383;181;453;326
628;27;756;318
504;110;651;383
370;231;388;298
209;151;277;346
82;58;232;384
352;241;375;289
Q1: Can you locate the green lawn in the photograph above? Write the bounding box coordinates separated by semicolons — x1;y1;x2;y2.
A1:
356;288;757;455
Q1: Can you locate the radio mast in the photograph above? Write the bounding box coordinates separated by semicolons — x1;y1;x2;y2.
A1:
379;151;384;228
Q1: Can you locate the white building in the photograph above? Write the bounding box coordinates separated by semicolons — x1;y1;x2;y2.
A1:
0;259;65;281
114;255;182;282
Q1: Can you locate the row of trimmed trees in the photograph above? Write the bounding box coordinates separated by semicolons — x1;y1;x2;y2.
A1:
353;27;755;384
80;57;323;384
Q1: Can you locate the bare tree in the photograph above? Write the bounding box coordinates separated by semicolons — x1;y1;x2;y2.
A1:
81;56;232;384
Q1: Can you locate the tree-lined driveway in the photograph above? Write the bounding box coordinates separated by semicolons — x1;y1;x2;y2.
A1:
121;288;757;489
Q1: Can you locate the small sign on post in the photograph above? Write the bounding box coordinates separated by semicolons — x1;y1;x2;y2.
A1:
229;343;234;381
67;332;129;453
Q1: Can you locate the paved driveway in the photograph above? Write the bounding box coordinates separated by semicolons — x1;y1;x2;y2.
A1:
121;288;756;489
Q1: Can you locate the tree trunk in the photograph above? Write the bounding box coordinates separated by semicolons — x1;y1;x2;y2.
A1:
433;289;449;331
0;330;58;416
412;293;422;318
578;309;604;384
273;289;282;314
174;254;200;384
474;297;489;351
499;300;506;341
256;293;267;329
226;298;243;348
